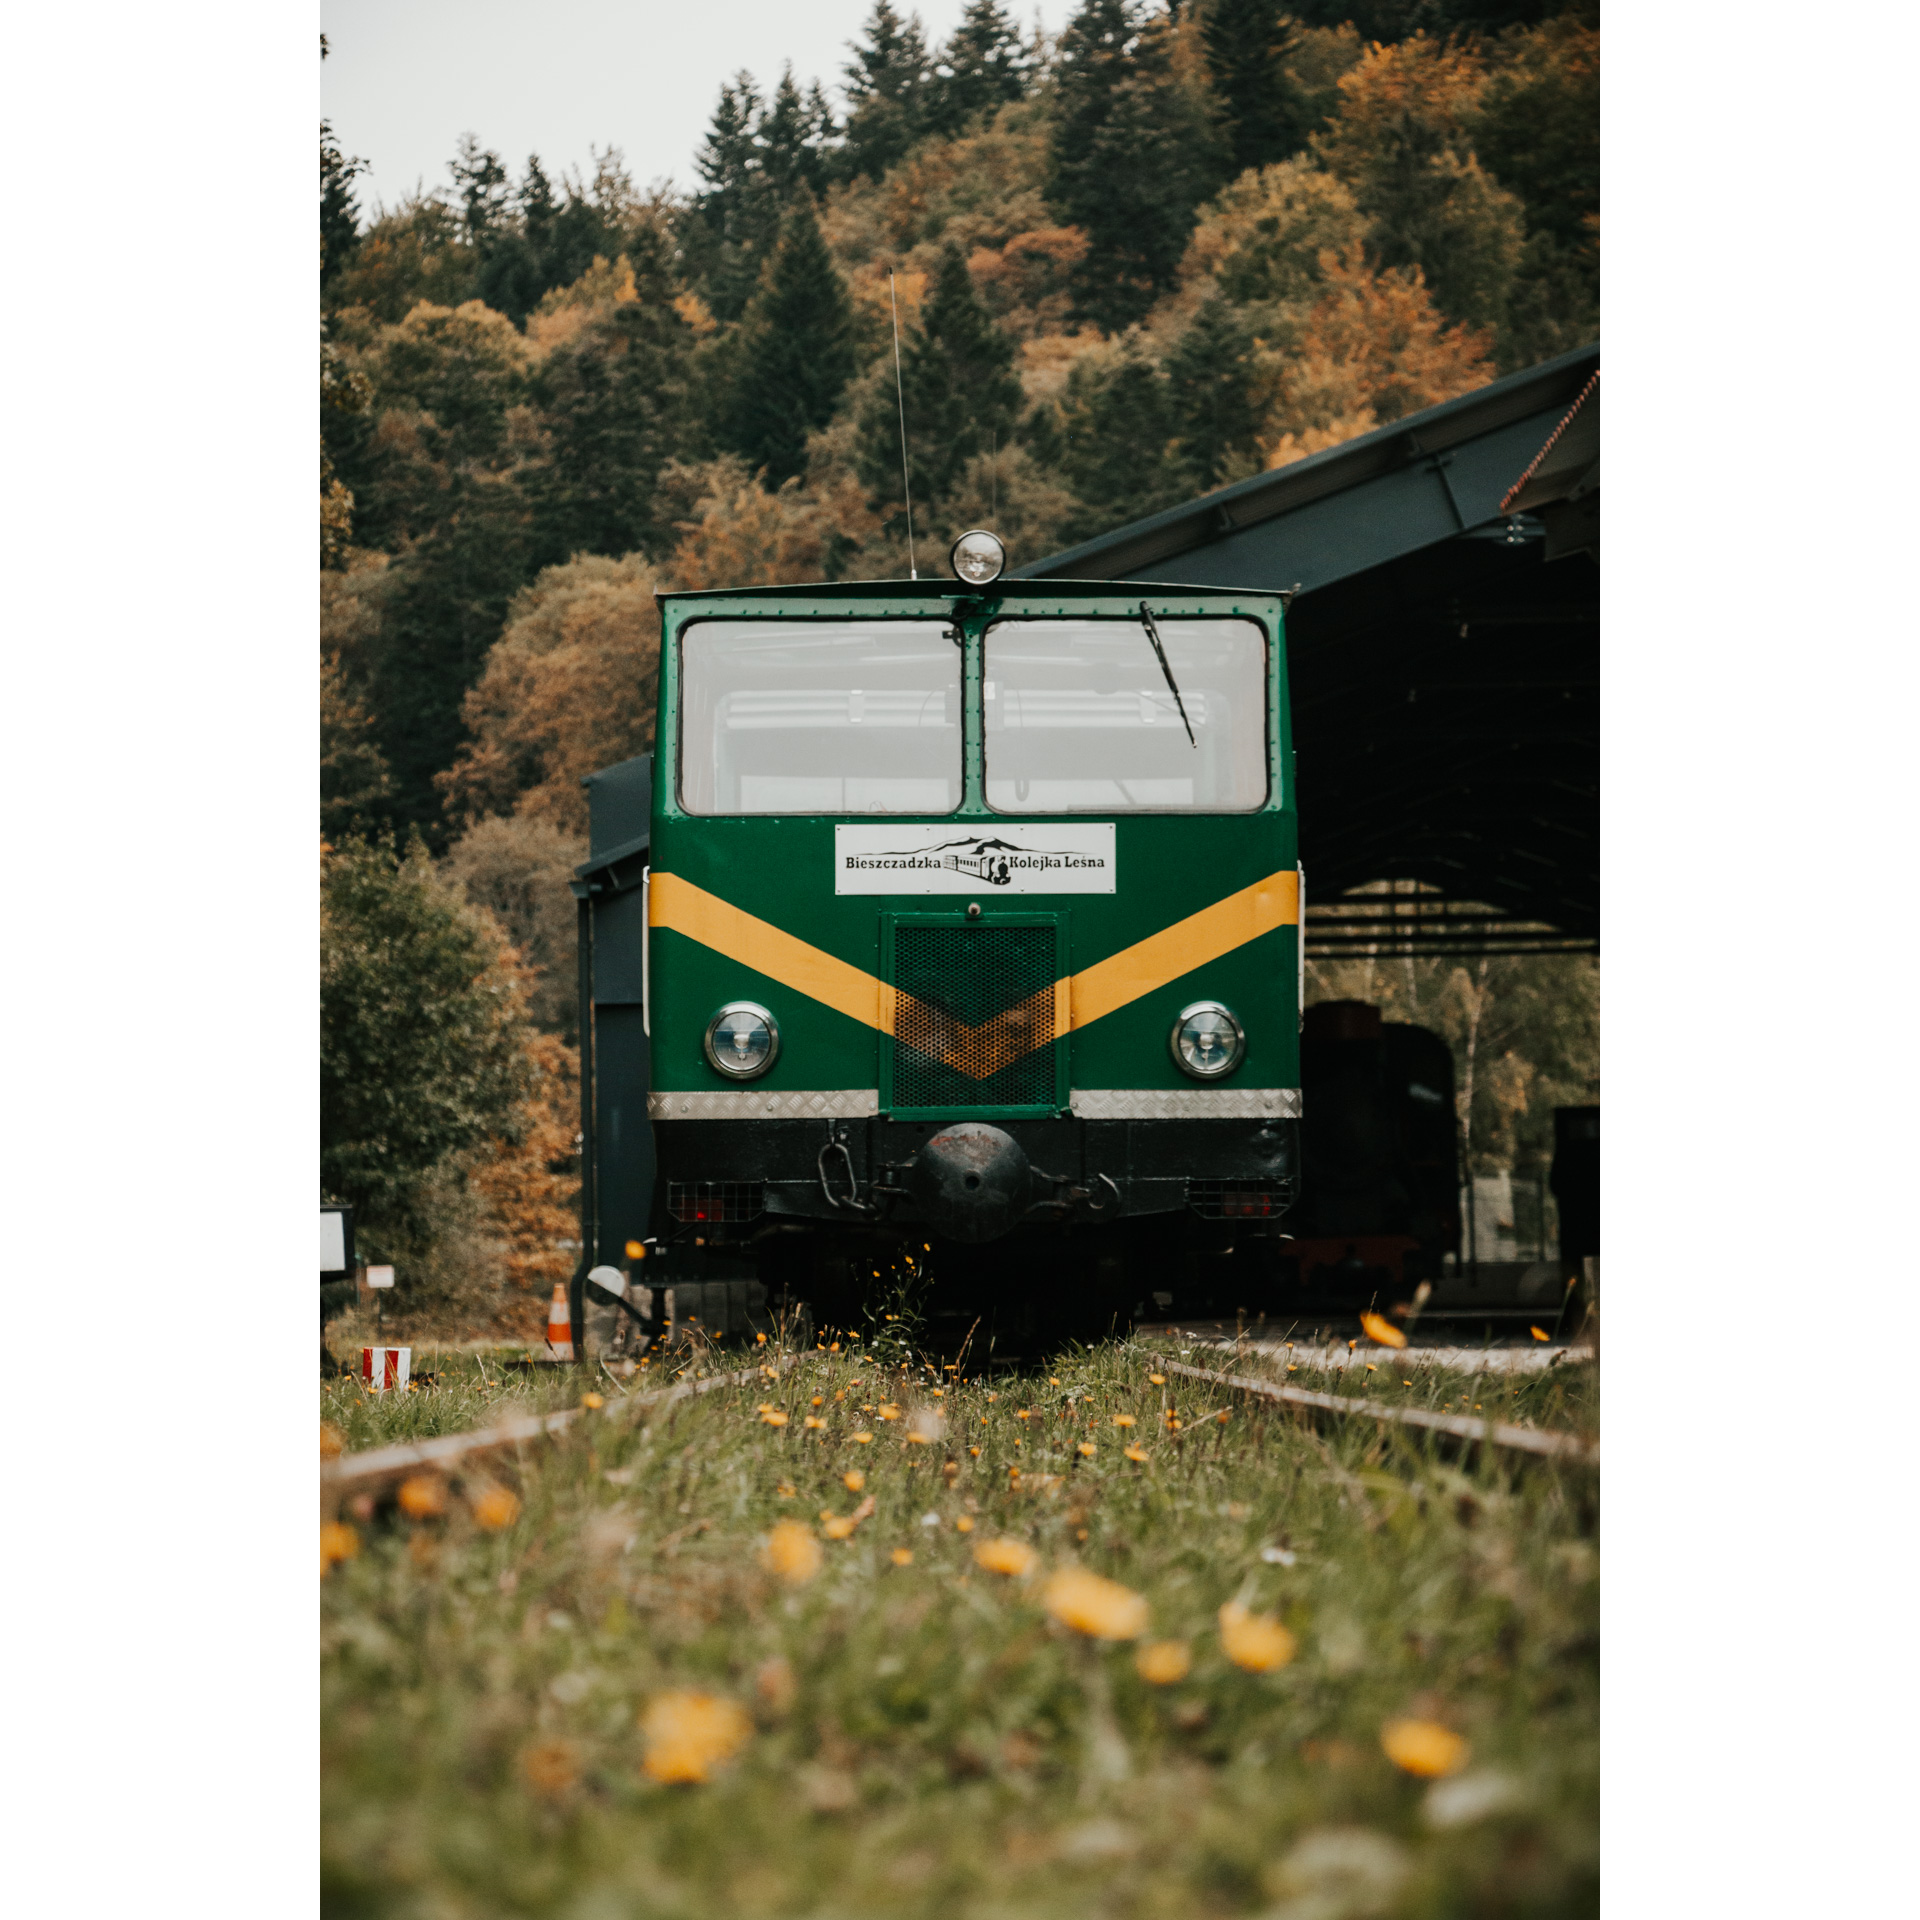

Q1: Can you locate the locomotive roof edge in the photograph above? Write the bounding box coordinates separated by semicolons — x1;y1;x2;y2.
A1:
651;577;1290;605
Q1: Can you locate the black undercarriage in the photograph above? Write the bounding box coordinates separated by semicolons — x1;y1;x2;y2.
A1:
639;1114;1337;1344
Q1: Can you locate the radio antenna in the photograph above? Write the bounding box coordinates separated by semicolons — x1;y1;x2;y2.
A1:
889;269;917;580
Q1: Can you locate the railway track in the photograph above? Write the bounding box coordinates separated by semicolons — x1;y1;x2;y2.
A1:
322;1353;797;1512
323;1332;1592;1510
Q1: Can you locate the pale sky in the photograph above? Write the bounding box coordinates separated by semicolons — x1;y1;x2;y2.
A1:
322;1;1061;217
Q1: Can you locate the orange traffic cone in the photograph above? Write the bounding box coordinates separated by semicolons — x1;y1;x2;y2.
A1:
545;1282;575;1362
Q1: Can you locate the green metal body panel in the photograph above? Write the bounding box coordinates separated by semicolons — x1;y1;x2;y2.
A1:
648;582;1298;1115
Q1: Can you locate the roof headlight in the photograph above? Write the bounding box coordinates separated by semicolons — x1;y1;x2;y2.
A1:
1170;1001;1245;1080
949;528;1006;585
705;1002;779;1080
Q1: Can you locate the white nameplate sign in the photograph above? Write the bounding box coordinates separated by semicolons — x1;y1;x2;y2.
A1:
835;823;1116;894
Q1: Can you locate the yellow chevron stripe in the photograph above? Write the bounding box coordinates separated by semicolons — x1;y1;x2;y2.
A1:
649;873;885;1031
1069;868;1299;1028
648;866;1298;1042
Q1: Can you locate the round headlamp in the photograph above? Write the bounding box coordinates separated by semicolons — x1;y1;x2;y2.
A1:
1170;1001;1245;1080
949;528;1006;585
704;1002;779;1080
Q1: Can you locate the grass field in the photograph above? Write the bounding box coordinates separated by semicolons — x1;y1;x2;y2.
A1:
321;1334;1598;1918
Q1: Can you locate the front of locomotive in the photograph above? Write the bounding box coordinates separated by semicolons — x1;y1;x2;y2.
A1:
645;541;1300;1329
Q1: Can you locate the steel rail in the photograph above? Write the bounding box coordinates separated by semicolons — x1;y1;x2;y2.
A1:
1157;1359;1596;1467
322;1354;798;1505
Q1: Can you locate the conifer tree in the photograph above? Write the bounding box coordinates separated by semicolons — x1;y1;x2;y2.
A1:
690;74;764;318
691;68;834;319
694;72;761;229
758;66;834;199
728;201;858;489
840;2;932;181
1162;293;1262;493
451;135;512;250
1054;347;1183;543
320;120;364;294
528;223;696;564
1048;0;1217;332
1201;0;1310;176
929;1;1034;135
474;158;551;327
857;245;1022;525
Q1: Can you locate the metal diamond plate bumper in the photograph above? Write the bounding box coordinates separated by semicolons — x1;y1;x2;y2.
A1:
1069;1087;1303;1120
648;1089;882;1121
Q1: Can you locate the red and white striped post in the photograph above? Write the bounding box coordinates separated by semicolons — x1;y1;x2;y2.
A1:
361;1347;411;1391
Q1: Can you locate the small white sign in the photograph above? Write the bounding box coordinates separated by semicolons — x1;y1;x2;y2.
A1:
366;1264;395;1289
835;823;1116;894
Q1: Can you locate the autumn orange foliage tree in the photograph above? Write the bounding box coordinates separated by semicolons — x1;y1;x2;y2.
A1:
438;553;661;838
469;1030;581;1314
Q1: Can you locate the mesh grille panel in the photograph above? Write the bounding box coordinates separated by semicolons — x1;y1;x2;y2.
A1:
1187;1179;1293;1220
892;923;1057;1111
667;1182;766;1224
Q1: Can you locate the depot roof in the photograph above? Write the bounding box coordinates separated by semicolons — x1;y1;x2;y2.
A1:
1015;342;1600;951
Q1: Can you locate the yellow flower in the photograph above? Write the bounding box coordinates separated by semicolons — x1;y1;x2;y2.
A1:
761;1519;823;1586
1215;1411;1230;1424
1077;1442;1097;1458
1049;1377;1061;1386
828;1341;841;1353
320;1521;359;1574
1218;1600;1295;1673
1148;1373;1166;1386
520;1737;579;1797
320;1423;344;1461
755;1331;767;1345
852;1431;873;1445
804;1416;827;1429
955;1515;975;1533
973;1537;1037;1577
820;1515;855;1540
581;1392;604;1410
1125;1446;1149;1463
878;1404;901;1421
473;1487;521;1531
1134;1639;1191;1684
775;1481;797;1498
1530;1326;1550;1342
890;1547;913;1566
1113;1414;1135;1428
1044;1567;1149;1640
967;1445;981;1457
811;1396;825;1407
1381;1718;1469;1778
760;1408;789;1427
905;1432;931;1446
640;1690;751;1784
397;1474;448;1519
842;1470;866;1493
1359;1311;1408;1349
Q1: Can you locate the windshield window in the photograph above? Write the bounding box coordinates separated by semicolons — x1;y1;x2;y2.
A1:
983;616;1268;813
679;620;962;815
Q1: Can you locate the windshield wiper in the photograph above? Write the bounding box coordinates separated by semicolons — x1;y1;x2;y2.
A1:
1138;601;1196;747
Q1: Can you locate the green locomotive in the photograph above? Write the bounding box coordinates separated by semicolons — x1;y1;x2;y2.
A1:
588;533;1301;1342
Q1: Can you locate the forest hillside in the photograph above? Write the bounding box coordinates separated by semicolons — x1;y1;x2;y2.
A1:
318;2;1598;1321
